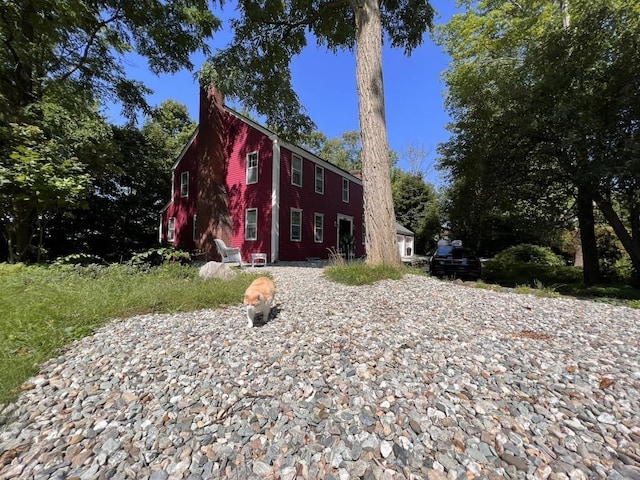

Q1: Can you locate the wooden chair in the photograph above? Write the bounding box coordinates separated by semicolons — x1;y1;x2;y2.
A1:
214;239;243;267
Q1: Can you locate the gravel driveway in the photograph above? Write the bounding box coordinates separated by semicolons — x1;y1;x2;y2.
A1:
1;265;639;480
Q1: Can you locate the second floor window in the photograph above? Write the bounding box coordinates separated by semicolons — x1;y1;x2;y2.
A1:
292;154;302;187
342;178;349;203
246;152;258;184
180;171;189;197
315;165;324;194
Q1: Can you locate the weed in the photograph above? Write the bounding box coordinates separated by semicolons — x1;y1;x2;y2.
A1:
324;262;406;286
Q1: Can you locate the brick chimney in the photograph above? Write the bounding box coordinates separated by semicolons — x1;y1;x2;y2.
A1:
196;84;232;261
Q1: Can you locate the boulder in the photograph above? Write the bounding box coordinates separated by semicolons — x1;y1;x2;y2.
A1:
198;261;237;280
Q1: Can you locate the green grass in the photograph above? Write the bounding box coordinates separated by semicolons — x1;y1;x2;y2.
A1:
324;262;411;285
0;263;263;404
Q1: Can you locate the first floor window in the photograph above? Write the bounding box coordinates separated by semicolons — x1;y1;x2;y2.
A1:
291;208;302;241
168;217;176;242
314;213;324;243
292;154;303;187
193;215;198;241
180;171;189;197
245;208;257;240
342;178;349;203
246;151;258;184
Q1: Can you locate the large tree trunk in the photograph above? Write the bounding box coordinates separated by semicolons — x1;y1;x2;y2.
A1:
354;0;401;266
576;187;600;286
595;193;640;276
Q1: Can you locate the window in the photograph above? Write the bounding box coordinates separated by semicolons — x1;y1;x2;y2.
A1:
314;213;324;243
193;215;198;241
245;208;257;240
342;178;349;203
292;154;303;187
290;209;302;241
246;152;258;184
315;165;324;194
168;217;175;242
180;171;189;197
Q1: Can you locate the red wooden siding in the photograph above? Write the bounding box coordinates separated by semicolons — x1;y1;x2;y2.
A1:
160;138;198;251
160;85;366;263
278;147;364;261
224;114;273;261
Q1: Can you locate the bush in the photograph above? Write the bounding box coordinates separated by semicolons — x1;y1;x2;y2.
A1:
484;244;580;287
129;247;191;267
53;253;107;266
492;244;565;267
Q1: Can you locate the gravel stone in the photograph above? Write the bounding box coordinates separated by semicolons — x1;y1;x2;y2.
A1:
1;264;639;479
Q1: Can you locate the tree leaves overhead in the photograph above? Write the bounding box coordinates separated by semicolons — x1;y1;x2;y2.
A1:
1;0;220;118
202;0;435;140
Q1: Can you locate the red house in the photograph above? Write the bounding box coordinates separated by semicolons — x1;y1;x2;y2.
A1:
159;86;365;263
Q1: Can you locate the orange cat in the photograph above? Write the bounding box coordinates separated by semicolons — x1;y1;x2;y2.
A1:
243;276;275;327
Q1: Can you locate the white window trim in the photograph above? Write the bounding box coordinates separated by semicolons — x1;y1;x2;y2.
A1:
290;208;302;242
180;171;189;197
168;217;176;242
245;208;258;240
342;178;349;203
315;165;324;194
291;154;303;187
246;151;259;184
314;213;324;243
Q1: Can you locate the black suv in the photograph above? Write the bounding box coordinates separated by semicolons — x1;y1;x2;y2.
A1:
429;240;482;280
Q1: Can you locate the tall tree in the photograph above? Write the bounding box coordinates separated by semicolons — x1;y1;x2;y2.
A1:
437;0;640;284
391;169;441;254
203;0;435;265
0;0;219;262
46;101;196;261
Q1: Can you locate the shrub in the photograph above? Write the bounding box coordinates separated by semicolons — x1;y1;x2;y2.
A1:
129;247;191;267
53;253;107;266
492;244;565;267
484;244;580;288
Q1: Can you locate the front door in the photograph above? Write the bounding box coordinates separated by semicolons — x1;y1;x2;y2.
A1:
337;215;354;259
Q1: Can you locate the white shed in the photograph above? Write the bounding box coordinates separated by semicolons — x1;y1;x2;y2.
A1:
396;223;415;259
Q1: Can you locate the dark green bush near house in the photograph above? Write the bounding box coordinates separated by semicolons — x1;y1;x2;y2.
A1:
483;244;581;287
53;253;108;266
129;247;191;267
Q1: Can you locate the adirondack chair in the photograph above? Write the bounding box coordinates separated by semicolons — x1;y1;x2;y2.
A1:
214;239;243;267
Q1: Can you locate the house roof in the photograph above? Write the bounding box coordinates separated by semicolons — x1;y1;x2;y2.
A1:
396;223;414;236
224;106;364;185
169;102;364;186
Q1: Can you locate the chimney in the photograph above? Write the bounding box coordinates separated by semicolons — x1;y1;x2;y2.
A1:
196;84;232;261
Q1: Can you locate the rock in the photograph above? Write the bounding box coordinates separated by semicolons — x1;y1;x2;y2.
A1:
198;261;237;280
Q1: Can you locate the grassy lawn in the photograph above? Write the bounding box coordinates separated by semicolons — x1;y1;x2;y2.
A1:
324;262;414;285
0;263;262;404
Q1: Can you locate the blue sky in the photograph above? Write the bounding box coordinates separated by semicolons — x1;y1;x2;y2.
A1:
109;0;459;186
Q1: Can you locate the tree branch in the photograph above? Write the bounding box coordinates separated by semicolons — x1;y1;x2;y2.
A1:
55;10;126;84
